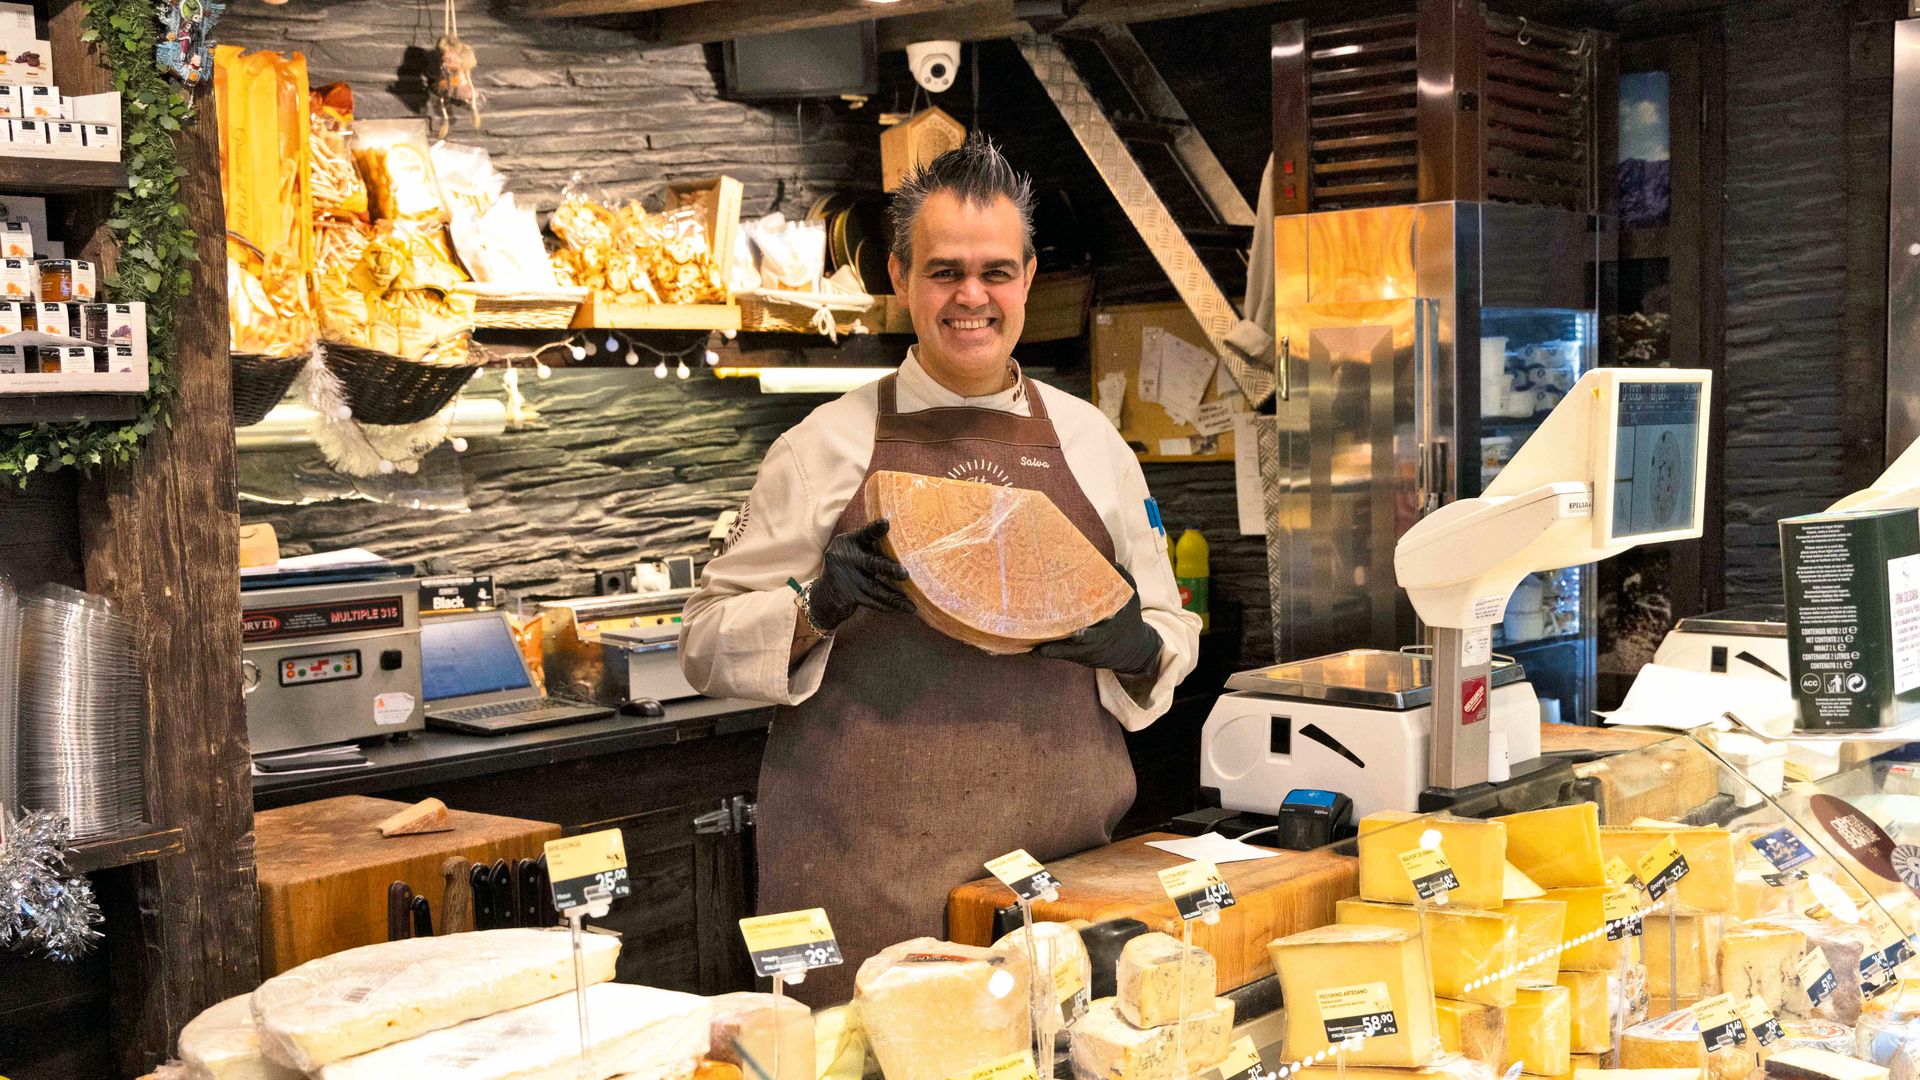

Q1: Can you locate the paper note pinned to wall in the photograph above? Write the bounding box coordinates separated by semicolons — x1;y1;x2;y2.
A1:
1158;437;1194;457
1191;398;1239;436
1233;412;1267;536
1154;333;1217;426
1097;372;1127;430
1138;327;1166;404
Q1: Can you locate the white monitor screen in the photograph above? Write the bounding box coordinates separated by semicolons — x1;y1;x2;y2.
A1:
420;614;531;701
1611;380;1704;539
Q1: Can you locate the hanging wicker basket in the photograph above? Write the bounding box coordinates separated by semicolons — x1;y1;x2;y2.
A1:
735;287;875;337
453;282;589;330
322;340;480;426
230;352;311;427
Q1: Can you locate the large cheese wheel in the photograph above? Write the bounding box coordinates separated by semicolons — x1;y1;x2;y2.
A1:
863;470;1131;654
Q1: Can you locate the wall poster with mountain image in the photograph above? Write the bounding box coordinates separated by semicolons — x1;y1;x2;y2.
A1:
1618;70;1671;229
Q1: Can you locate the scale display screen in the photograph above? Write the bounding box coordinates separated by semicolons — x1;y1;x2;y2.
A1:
1612;380;1703;539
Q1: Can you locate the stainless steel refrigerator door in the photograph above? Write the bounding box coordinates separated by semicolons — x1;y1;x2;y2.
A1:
1266;298;1433;662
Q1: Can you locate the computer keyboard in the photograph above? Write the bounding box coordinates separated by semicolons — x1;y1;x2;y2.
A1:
433;698;588;724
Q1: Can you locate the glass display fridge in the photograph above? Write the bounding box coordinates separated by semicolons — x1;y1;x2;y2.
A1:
1261;200;1602;724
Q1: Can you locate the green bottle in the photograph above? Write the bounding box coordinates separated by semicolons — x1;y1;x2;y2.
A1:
1175;528;1210;632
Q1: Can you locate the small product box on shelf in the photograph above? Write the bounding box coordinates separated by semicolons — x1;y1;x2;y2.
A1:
29;300;73;337
1;220;33;259
38;260;92;301
81;123;116;152
0;256;34;299
0;93;117;160
105;343;137;374
29;344;88;373
0;343;22;373
23;86;64;119
0;86;21;119
43;120;80;150
0;300;24;335
12;117;43;145
82;303;136;346
0;300;145;391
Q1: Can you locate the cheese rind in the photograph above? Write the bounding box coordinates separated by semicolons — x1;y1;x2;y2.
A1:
1434;998;1506;1069
1543;887;1629;971
1115;931;1215;1029
1505;899;1569;985
1270;924;1440;1067
1557;970;1618;1054
1065;996;1234;1079
1764;1048;1891;1080
1718;924;1806;1017
1620;1009;1758;1080
179;995;303;1080
1644;915;1724;1001
1298;1054;1498;1080
1336;897;1518;1006
995;921;1093;1030
1510;983;1571;1077
251;928;621;1070
1358;811;1508;911
1502;805;1606;887
707;992;812;1080
1573;1071;1703;1080
1598;828;1736;915
853;937;1030;1080
314;982;708;1080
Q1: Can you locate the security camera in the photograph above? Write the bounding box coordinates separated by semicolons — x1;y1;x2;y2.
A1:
906;41;960;94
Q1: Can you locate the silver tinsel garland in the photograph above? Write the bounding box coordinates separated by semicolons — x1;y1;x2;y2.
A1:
0;809;103;960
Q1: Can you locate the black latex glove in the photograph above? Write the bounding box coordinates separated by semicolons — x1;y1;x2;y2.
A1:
1031;564;1163;676
807;518;914;631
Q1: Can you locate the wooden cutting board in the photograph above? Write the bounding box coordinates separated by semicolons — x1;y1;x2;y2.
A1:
948;833;1357;992
254;795;560;978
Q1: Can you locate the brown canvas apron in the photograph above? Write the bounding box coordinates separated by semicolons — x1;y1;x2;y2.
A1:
755;372;1137;1004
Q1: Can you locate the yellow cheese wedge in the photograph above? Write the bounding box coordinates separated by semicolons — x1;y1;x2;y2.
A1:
1269;924;1440;1067
1718;923;1806;1016
1502;805;1606;887
1543;887;1629;971
1359;811;1508;911
1620;1009;1756;1080
1557;970;1617;1054
1574;1071;1703;1080
1598;828;1735;915
1643;915;1724;1002
1335;898;1519;1007
1298;1054;1493;1080
1434;998;1505;1069
1510;983;1571;1077
1505;899;1569;984
1508;862;1547;901
1534;1053;1617;1080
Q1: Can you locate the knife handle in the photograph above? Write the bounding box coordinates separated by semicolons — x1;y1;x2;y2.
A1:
536;854;559;927
491;860;514;927
411;895;433;938
387;881;414;942
469;863;495;930
516;859;542;928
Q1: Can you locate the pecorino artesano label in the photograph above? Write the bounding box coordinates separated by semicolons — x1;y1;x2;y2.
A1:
242;596;405;643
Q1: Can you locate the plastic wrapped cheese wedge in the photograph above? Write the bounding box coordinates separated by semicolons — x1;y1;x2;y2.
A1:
1296;1053;1495;1080
178;994;303;1080
863;471;1131;655
853;937;1031;1080
1066;995;1234;1080
707;992;812;1080
315;982;708;1080
1620;1008;1759;1080
252;928;620;1070
995;920;1094;1032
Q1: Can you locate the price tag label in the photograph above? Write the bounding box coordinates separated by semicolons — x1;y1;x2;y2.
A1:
1053;955;1088;1008
947;1051;1039;1080
739;908;844;978
1603;856;1643;890
1398;845;1460;901
1739;996;1784;1047
1159;860;1237;921
1694;994;1746;1051
986;849;1060;903
1862;905;1914;996
1798;947;1838;1010
1783;759;1816;784
1317;982;1399;1043
543;829;631;912
1751;828;1816;885
1604;885;1644;940
1213;1037;1273;1080
1637;834;1691;901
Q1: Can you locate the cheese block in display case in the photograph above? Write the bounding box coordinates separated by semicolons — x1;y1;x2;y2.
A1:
1599;827;1735;915
1357;811;1508;911
1065;995;1234;1080
1334;897;1519;1007
1434;997;1506;1069
1115;931;1215;1029
1269;924;1440;1067
853;938;1030;1080
1502;805;1607;888
1509;983;1572;1077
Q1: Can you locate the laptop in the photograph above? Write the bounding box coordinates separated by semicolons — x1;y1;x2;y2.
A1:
421;610;615;735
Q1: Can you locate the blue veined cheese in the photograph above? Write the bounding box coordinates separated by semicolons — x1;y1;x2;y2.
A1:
315;982;707;1080
178;995;303;1080
251;928;620;1070
1066;995;1234;1080
1116;931;1215;1028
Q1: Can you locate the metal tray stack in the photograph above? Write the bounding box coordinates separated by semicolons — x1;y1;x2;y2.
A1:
0;576;18;815
19;584;146;838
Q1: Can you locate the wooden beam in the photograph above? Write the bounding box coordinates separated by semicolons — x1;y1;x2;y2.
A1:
529;0;709;18
649;0;1295;47
652;0;972;45
75;84;259;1076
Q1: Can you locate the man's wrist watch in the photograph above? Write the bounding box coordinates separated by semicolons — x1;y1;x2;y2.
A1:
790;577;833;638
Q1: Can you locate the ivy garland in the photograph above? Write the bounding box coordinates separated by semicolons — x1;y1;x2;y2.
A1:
0;0;195;483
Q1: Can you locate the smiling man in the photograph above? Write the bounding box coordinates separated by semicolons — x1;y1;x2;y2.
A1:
679;137;1200;1001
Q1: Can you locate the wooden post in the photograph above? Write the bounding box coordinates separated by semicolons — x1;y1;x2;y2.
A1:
75;89;258;1073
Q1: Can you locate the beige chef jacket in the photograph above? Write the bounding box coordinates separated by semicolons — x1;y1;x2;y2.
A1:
679;349;1202;732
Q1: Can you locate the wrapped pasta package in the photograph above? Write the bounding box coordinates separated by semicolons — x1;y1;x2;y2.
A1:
214;44;315;357
309;82;368;221
853;938;1031;1080
313;982;708;1080
862;470;1132;654
352;118;448;222
250;928;619;1070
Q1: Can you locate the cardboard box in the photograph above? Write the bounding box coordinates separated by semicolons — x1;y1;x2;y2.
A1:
22;86;63;119
881;107;966;192
0;220;31;260
1781;508;1920;730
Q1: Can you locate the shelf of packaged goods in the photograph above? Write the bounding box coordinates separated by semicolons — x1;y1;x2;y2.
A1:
0;392;140;424
0;154;128;194
67;824;185;874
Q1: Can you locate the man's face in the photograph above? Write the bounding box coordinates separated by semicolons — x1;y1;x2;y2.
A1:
888;190;1036;393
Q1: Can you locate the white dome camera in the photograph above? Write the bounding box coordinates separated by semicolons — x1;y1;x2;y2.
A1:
906;41;960;93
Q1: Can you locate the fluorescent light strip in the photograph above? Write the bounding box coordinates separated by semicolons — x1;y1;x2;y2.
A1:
715;366;892;394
